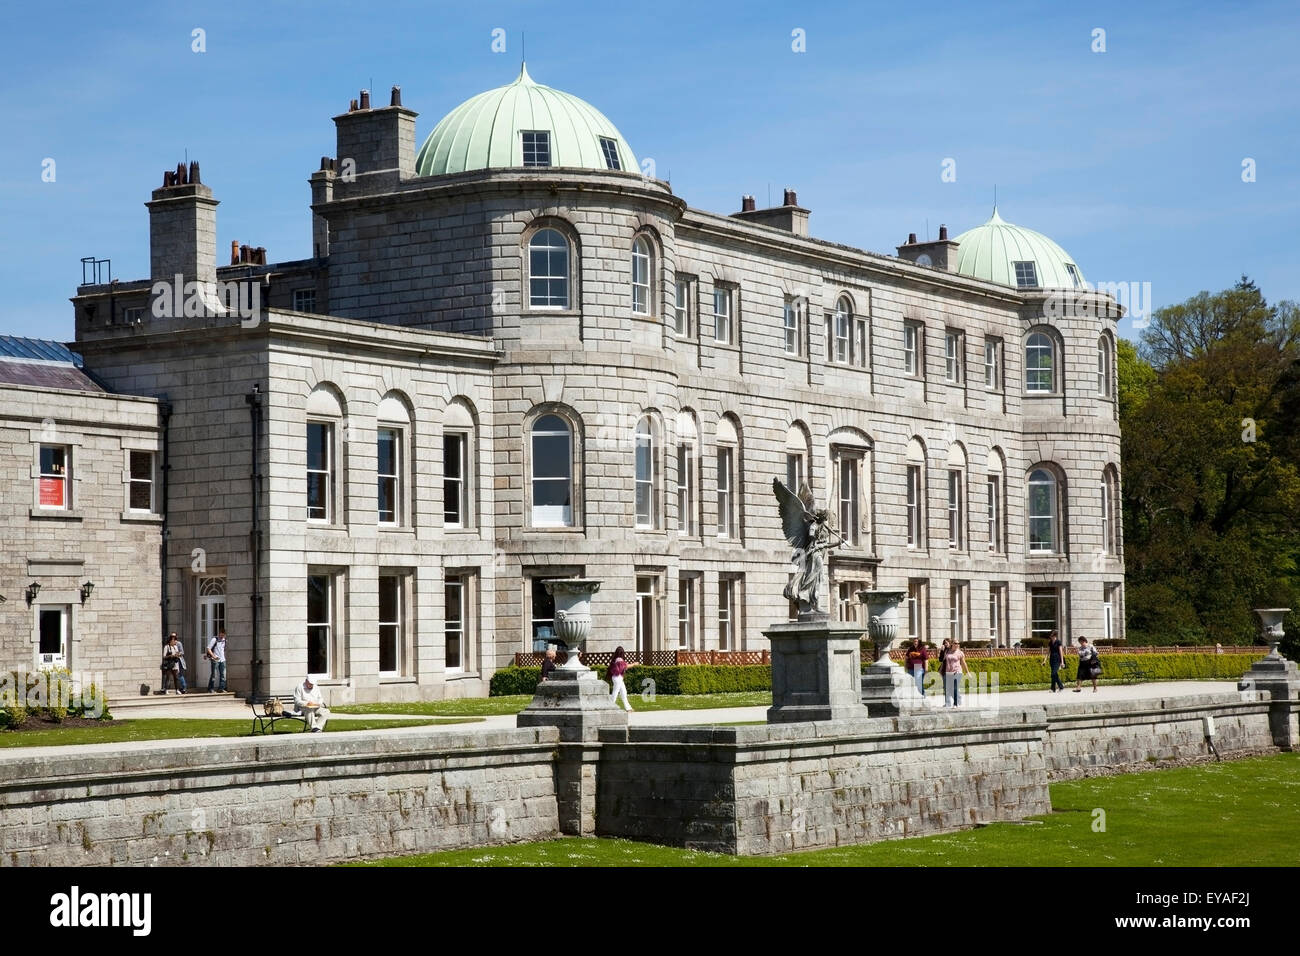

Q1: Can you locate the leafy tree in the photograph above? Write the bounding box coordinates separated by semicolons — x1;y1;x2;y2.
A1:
1121;280;1300;646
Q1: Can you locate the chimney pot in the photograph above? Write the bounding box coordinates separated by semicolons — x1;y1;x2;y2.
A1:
257;247;267;265
783;188;798;206
939;224;948;240
231;240;240;265
189;160;201;185
349;98;358;112
176;162;188;186
741;195;756;212
359;89;370;109
163;170;175;187
908;233;917;245
390;85;402;107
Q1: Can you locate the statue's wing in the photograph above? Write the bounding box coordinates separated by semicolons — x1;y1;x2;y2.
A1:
798;480;815;513
774;478;812;550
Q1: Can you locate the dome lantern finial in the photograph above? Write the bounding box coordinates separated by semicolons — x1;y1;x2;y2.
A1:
517;60;532;85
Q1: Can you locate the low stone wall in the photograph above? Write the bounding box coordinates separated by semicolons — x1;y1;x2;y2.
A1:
0;726;560;866
596;709;1053;855
1043;692;1278;778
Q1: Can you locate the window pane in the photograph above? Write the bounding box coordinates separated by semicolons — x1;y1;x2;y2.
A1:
307;424;329;471
532;434;570;479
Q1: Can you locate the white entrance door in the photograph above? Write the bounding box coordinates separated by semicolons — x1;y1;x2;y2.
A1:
37;607;69;669
197;577;227;670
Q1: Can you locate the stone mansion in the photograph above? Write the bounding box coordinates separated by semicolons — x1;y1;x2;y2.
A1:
0;64;1124;702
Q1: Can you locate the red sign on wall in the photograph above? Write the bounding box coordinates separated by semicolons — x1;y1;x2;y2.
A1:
39;478;65;507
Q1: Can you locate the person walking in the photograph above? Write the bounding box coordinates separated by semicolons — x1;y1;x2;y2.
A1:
905;639;928;695
608;646;636;713
1046;630;1066;692
205;628;228;692
943;640;969;708
1074;636;1101;693
161;632;186;695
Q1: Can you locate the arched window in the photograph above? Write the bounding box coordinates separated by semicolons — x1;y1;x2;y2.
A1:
529;229;569;309
531;414;573;526
1101;467;1119;555
377;393;411;527
306;385;345;524
1028;467;1060;553
1025;331;1056;394
986;448;1005;554
676;411;699;535
946;443;967;552
444;398;477;529
631;236;652;315
1097;336;1112;398
716;416;741;540
635;415;659;528
906;437;926;549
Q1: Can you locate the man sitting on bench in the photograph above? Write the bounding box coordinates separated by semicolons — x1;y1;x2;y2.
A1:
293;675;330;733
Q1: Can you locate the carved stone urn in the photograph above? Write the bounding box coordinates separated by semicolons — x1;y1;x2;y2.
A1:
546;579;602;673
1254;608;1291;659
857;590;908;665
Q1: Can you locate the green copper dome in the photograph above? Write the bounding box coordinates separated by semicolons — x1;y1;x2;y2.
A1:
415;64;638;177
953;208;1085;290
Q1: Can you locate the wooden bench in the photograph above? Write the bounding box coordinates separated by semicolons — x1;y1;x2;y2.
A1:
1116;659;1149;683
249;695;309;735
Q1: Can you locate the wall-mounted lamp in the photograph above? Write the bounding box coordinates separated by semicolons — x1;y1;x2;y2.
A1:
25;583;41;606
80;581;95;604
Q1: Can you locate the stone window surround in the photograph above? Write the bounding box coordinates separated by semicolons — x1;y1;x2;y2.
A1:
27;596;81;670
633;411;664;532
521;218;580;315
377;567;414;678
829;436;872;553
29;429;83;521
1026;462;1069;557
672;274;696;339
708;281;739;349
826;289;870;370
1028;582;1070;644
903;319;924;379
1023;325;1064;396
523;404;585;532
714;414;743;544
944;327;965;385
119;436;163;523
717;573;743;651
677;571;700;650
306;565;347;681
634;568;666;654
983;335;1003;392
444;566;480;678
630;231;658;319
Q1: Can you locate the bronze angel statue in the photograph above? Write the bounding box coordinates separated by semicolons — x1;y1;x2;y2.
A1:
774;478;843;619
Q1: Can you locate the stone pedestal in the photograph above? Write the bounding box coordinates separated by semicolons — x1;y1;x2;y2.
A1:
856;588;925;716
517;673;627;836
1238;654;1300;752
764;621;865;723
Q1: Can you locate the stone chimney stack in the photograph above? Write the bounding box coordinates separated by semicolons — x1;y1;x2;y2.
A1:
896;224;959;271
146;162;219;283
731;187;810;236
310;157;336;258
332;85;418;196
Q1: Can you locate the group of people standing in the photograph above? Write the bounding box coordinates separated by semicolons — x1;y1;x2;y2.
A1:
159;630;228;695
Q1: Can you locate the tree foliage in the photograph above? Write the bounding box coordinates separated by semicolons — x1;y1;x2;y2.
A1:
1121;279;1300;647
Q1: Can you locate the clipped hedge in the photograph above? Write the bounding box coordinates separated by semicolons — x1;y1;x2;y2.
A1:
490;664;773;697
934;652;1264;687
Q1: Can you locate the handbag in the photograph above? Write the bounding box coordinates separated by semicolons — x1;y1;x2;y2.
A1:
265;697;284;716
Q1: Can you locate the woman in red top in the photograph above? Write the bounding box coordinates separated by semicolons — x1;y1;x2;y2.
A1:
608;646;636;713
905;639;928;696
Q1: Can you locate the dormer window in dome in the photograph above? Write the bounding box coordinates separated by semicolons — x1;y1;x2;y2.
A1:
1065;263;1082;289
522;131;551;167
599;137;621;171
1013;261;1039;288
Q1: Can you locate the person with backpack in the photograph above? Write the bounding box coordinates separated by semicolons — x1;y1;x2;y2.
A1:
205;628;228;693
608;646;637;713
1074;636;1101;693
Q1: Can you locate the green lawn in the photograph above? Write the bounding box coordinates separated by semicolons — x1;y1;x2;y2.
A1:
0;717;476;748
355;752;1300;867
332;690;773;717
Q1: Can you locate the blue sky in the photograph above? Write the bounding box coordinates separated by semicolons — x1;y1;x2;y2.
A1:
1;0;1296;343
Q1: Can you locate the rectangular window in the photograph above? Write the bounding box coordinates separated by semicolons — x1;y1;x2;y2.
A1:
716;446;734;539
945;331;963;383
674;280;690;336
906;464;923;549
987;475;1002;553
718;575;739;650
521;130;551;167
123;306;145;324
947;470;964;550
444;432;468;528
835;310;851;363
292;288;316;312
903;322;921;377
713;288;732;344
677;575;698;650
38;445;68;509
377;428;400;525
599;136;622;170
907;579;927;641
984;338;1000;390
1030;586;1060;642
378;574;402;675
306;422;333;522
786;452;805;495
837;454;860;547
855;318;869;370
783;298;800;355
128;450;155;512
988;584;1006;646
635;575;659;654
446;575;466;670
38;606;70;668
307;573;333;677
635;426;655;529
1013;261;1038;287
1065;263;1082;288
949;581;968;642
676;441;695;535
1103;584;1118;642
530;577;557;650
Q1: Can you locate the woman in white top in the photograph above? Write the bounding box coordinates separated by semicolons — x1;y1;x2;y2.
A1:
1074;637;1101;693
